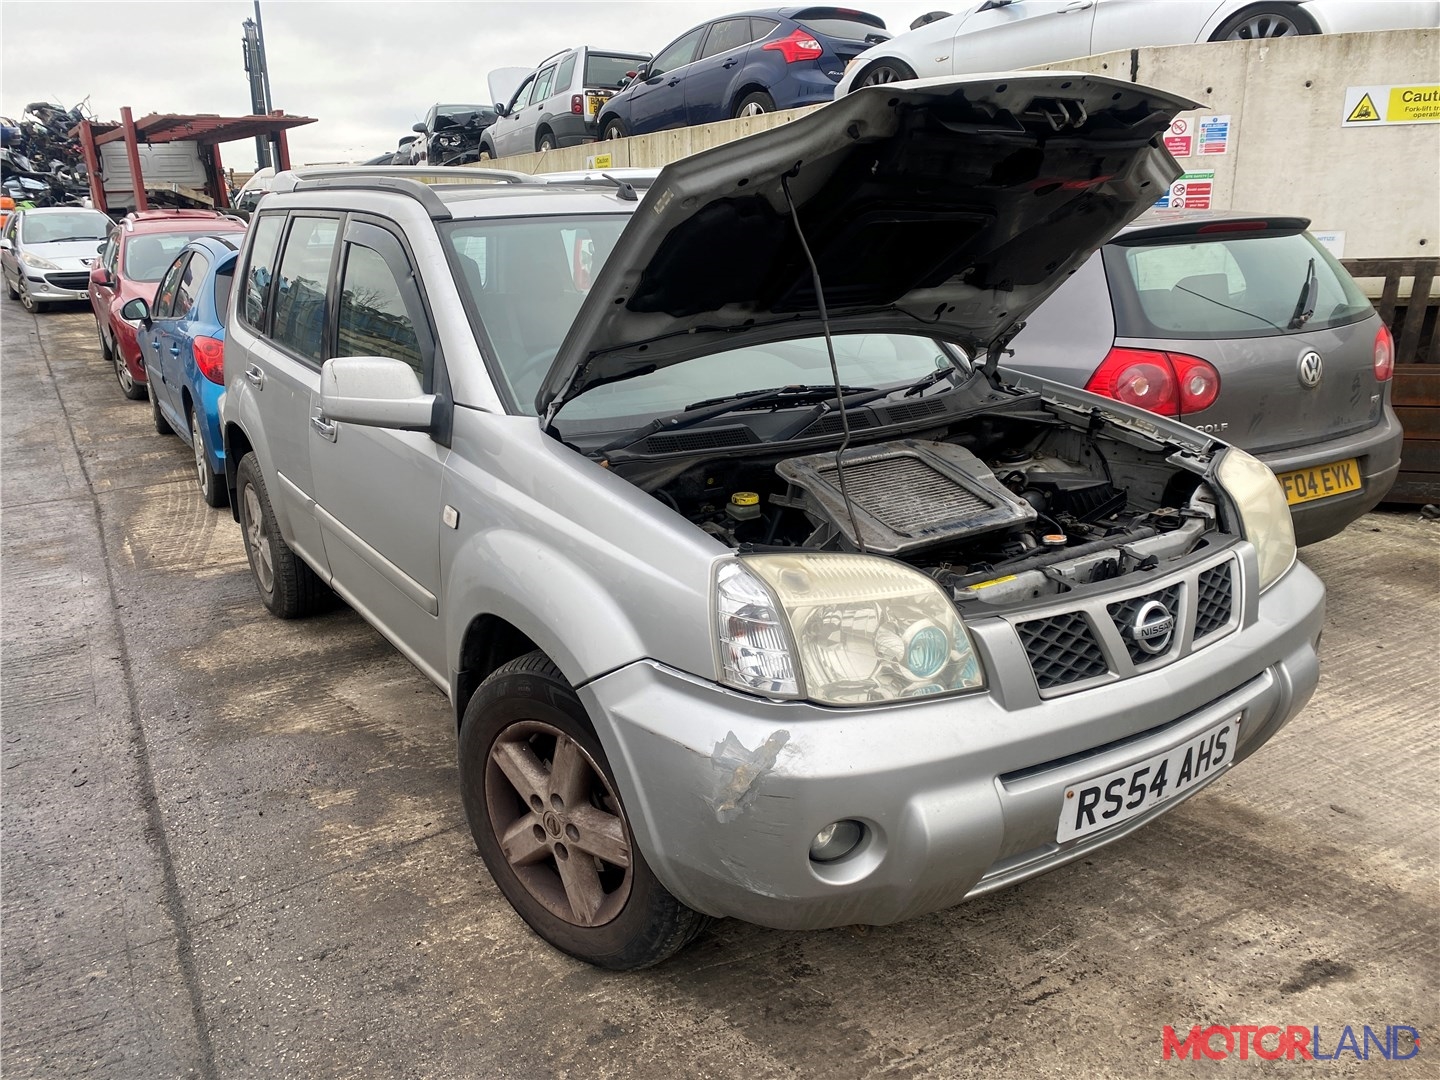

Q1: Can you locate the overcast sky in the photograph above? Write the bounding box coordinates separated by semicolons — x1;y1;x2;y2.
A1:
2;0;930;167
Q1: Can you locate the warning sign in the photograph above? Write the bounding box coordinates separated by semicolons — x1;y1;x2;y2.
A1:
1198;114;1231;155
1342;84;1440;126
586;152;615;169
1164;117;1193;157
1155;170;1215;210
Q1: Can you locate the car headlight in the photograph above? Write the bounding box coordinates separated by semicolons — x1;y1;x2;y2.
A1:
714;553;985;705
1216;447;1296;592
20;251;60;271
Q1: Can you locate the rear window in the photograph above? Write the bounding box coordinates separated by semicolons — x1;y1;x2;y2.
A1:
1105;230;1372;339
585;52;646;89
795;14;889;43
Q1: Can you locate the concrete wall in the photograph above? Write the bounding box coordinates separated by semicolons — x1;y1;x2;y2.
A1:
489;29;1438;261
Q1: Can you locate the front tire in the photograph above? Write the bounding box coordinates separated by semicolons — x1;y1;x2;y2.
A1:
18;279;48;313
458;652;708;970
97;319;114;362
734;91;776;118
235;452;325;618
115;350;146;400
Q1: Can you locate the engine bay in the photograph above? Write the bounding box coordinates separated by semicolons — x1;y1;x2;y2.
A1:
606;395;1227;608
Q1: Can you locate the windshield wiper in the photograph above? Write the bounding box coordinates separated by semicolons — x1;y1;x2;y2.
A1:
597;384;873;455
1287;256;1318;330
49;236;105;243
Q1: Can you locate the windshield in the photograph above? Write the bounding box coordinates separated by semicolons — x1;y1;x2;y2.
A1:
1105;230;1371;338
124;231;237;282
21;211;110;243
443;213;956;427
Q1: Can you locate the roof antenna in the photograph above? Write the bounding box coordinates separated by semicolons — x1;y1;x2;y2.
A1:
780;170;866;554
599;172;638;201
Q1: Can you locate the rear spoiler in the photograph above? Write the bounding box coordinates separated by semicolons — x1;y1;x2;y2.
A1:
1111;216;1311;245
792;7;888;31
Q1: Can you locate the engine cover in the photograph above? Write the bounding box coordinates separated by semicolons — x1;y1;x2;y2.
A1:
775;439;1037;555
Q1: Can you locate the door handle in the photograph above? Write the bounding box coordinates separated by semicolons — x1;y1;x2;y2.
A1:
169;343;180;357
244;363;265;389
310;413;337;442
667;78;681;87
722;59;738;69
1061;0;1093;9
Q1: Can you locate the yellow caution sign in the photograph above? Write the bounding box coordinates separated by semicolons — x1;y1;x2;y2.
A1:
1346;93;1380;123
1343;84;1440;126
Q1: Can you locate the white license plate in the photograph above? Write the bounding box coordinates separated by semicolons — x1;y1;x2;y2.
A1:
1056;715;1240;843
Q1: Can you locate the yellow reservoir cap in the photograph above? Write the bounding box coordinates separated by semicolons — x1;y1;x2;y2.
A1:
731;491;760;507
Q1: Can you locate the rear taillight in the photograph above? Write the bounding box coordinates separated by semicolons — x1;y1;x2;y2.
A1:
571;94;583;115
762;28;824;62
193;335;224;384
1373;322;1394;381
1084;346;1220;417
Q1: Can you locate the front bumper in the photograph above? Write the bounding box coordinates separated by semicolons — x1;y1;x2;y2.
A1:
1257;404;1403;546
23;271;91;302
581;558;1324;930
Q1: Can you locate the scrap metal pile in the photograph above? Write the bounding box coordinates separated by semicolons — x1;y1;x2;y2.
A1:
1;101;95;207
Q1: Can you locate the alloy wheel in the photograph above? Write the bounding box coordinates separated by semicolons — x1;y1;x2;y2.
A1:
1224;13;1301;38
484;720;633;928
116;354;134;394
242;484;275;594
861;65;909;86
191;410;207;490
737;101;767;117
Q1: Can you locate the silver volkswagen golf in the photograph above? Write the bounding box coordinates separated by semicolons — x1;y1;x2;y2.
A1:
221;73;1324;969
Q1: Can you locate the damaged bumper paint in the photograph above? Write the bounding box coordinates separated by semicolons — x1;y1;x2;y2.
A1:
577;560;1323;930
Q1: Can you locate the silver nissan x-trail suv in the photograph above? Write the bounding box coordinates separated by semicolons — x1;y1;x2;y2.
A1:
221;73;1325;970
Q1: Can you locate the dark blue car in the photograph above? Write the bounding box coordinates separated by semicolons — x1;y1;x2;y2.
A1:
129;235;242;507
596;7;888;139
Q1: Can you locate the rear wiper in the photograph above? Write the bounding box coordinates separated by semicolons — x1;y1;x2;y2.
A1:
1174;283;1285;333
1287;256;1318;330
598;384;873;455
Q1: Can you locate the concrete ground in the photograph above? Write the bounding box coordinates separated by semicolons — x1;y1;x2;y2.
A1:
2;303;1437;1080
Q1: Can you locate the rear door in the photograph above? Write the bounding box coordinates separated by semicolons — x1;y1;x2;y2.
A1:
235;211;340;573
308;219;448;683
149;252;210;429
684;17;759;124
1102;226;1383;452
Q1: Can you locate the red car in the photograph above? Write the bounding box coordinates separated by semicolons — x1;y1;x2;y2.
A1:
89;210;246;399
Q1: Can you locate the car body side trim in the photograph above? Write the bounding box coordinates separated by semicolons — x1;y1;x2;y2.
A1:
312;501;441;617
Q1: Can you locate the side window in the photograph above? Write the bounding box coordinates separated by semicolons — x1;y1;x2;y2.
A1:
100;233;118;275
175;251;210;319
533;65;558;104
215;266;236;328
701;18;752;59
152;255;189;319
749;17;780;43
242;212;285;331
271;216;339;363
650;26;706;76
510;75;537;111
555;53;577;93
336;244;423;377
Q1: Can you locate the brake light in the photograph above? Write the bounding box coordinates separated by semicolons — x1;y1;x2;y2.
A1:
763;28;824;62
193;335;224;384
1373;322;1394;381
571;94;583;115
1084;346;1220;416
1196;220;1270;234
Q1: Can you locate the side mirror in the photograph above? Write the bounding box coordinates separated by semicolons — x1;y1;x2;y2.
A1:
493;102;509;118
0;238;11;251
319;356;436;432
121;296;150;326
89;264;112;287
412;121;427;134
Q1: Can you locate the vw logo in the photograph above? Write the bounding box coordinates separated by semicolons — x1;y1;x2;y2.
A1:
1129;599;1175;655
1297;351;1323;389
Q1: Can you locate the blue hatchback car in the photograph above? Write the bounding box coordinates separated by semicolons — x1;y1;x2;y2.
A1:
127;235;243;507
596;7;888;139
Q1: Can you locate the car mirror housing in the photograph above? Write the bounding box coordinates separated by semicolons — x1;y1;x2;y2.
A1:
89;265;111;287
318;356;437;432
0;238;11;251
493;102;509;117
120;296;149;325
412;121;427;134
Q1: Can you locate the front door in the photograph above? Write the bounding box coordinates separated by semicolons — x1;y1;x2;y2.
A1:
308;219;449;685
628;24;707;132
948;1;1097;73
144;251;197;431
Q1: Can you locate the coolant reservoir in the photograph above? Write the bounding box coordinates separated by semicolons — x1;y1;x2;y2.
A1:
727;491;762;522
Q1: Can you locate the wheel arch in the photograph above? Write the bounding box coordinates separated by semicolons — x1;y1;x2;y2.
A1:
729;81;773;115
1204;2;1316;40
222;420;254;521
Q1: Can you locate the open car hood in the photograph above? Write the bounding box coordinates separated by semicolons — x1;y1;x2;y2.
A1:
537;72;1195;420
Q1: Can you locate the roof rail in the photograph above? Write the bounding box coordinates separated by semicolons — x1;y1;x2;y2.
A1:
274;166;543;221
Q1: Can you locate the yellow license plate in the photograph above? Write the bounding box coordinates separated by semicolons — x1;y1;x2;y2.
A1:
1276;458;1361;505
587;94;609;116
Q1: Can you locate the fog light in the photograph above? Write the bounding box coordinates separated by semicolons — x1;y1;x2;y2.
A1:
809;819;863;863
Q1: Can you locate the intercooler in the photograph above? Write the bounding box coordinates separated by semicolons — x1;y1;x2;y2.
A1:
774;439;1037;555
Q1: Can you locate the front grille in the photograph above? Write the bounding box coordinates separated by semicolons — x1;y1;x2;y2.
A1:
1107;583;1183;666
1194;562;1234;639
1016;612;1108;690
44;272;90;290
